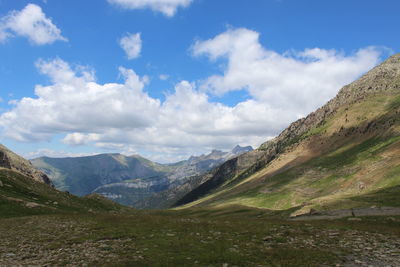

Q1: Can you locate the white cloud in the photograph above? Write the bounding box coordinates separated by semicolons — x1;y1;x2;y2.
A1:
159;74;169;80
0;3;66;45
192;28;381;115
108;0;192;17
119;32;142;60
0;58;158;143
0;28;384;162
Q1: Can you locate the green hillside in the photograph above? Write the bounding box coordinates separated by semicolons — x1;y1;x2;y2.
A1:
176;54;400;217
0;168;128;218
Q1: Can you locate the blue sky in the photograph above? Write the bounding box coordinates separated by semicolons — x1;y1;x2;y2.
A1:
0;0;398;162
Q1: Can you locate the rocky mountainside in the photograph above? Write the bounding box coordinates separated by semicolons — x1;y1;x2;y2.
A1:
0;144;52;185
32;145;252;208
175;53;400;214
92;146;252;208
31;153;174;196
136;146;256;209
167;145;253;183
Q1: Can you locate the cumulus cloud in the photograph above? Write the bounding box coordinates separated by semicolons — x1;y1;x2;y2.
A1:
108;0;193;17
0;3;66;45
0;58;158;142
0;28;384;162
119;32;142;60
192;28;382;115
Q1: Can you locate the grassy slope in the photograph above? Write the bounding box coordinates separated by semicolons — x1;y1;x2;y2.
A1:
0;168;129;218
178;91;400;215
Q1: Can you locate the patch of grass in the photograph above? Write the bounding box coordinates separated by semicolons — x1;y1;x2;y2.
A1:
350;185;400;207
310;136;400;170
386;94;400;110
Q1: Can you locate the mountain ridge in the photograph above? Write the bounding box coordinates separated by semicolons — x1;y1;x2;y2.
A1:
32;145;253;208
0;144;52;185
175;53;400;211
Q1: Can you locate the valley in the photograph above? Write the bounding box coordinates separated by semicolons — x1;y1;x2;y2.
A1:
1;53;400;266
31;146;253;209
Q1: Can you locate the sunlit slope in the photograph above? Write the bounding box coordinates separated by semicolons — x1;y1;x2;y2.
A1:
178;54;400;214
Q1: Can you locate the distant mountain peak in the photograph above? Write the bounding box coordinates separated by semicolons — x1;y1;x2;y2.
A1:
231;145;253;154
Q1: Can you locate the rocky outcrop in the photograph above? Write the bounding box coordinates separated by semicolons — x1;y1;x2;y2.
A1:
0;144;52;185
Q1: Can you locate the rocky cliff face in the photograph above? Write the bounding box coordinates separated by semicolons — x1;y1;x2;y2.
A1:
175;53;400;208
0;144;52;185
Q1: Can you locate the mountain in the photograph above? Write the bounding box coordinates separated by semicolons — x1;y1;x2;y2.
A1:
0;144;52;185
175;53;400;215
132;145;254;209
31;153;174;196
32;145;253;208
0;144;126;217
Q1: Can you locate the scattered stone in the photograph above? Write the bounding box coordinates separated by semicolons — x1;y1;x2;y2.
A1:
347;217;362;221
309;208;319;215
25;202;40;208
263;236;273;242
0;179;3;187
387;217;396;222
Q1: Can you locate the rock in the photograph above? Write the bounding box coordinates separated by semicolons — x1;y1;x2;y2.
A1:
263;236;274;242
25;202;40;208
358;181;366;191
347;217;362;221
222;263;228;267
387;217;396;222
0;179;3;187
309;208;320;215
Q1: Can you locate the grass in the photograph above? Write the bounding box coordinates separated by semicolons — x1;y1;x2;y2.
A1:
193;133;400;212
3;164;398;266
0;169;128;218
1;207;399;266
387;94;400;110
349;185;400;207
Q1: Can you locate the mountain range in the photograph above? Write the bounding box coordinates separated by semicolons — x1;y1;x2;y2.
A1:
31;145;253;208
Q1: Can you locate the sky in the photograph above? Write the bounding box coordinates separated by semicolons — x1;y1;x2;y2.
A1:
0;0;399;163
